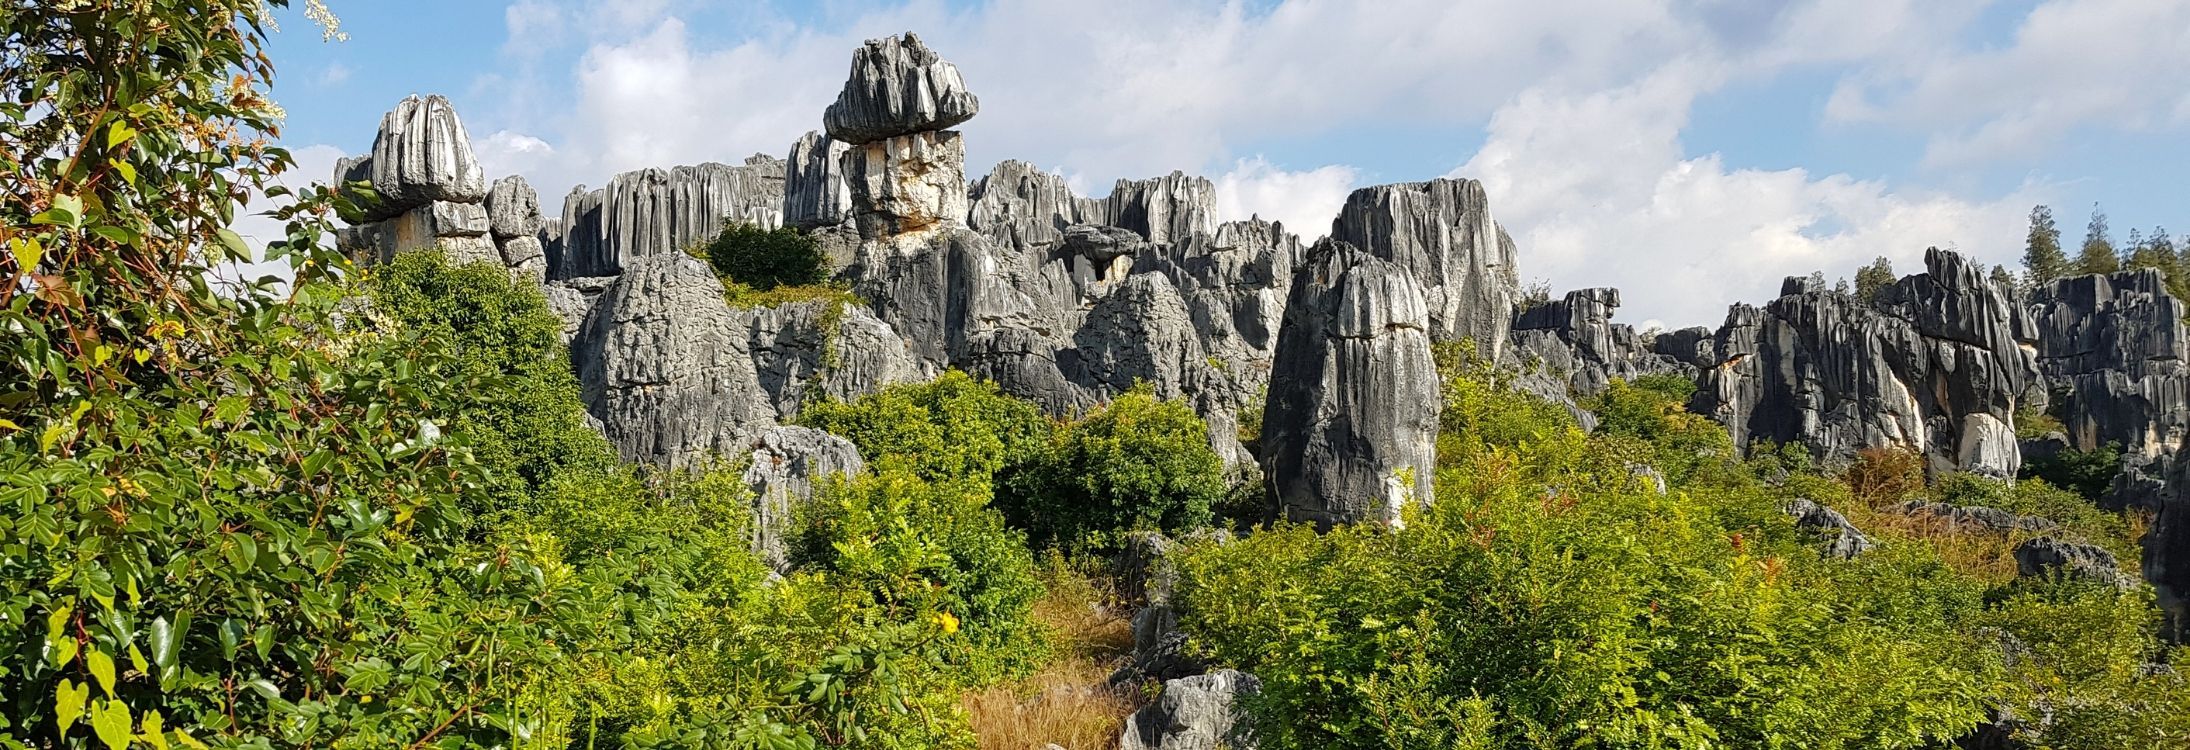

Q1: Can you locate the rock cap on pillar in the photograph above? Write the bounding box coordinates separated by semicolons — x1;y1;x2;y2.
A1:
823;32;980;145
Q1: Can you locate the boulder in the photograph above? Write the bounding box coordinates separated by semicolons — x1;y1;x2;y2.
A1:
1785;498;1873;560
1119;670;1261;750
2014;536;2137;589
742;426;866;572
822;33;979;145
571;254;776;466
485;175;542;240
1261;239;1440;527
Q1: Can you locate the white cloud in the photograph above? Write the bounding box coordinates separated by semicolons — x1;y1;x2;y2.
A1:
1457;63;2046;326
1212;157;1359;242
315;62;351;87
1823;0;2190;168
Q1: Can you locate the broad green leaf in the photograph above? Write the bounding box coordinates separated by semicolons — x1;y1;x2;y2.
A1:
54;678;87;733
8;237;39;272
86;649;116;697
150;616;180;676
214;228;251;259
46;605;77;668
138;709;167;750
89;700;131;750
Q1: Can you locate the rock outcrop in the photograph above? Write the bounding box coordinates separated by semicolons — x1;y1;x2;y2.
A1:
549;157;786;279
1119;669;1261;750
822;33;979;145
784;131;853;231
1785;498;1873;560
1693;248;2042;476
2014;536;2137;589
485;175;547;282
2030;269;2188;463
332;97;510;271
1332;179;1519;357
1511;287;1695;395
743;426;865;572
1261;240;1440;527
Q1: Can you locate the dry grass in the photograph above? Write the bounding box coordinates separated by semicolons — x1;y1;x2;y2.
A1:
965;558;1143;750
1838;501;2029;583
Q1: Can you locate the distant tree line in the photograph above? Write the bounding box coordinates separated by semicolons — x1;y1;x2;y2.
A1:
2022;204;2186;299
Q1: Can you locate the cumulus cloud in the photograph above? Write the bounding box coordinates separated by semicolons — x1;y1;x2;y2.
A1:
1823;0;2190;168
1457;62;2046;326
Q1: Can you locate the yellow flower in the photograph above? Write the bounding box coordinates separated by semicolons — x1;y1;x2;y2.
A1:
932;611;960;635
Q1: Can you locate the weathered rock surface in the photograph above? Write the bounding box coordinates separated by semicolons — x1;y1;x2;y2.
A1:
1119;670;1261;750
1694;248;2042;475
841;130;969;243
743;426;865;572
551;157;786;279
572;254;776;466
486;175;543;240
1106;172;1219;246
1332;179;1519;356
1261;240;1440;527
783;131;853;231
822;33;979;145
1511;287;1695;395
2030;269;2189;461
1892;501;2059;533
361;94;487;218
2014;536;2137;589
1785;498;1873;560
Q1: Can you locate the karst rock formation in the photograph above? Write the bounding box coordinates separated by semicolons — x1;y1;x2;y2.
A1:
333;33;2190;650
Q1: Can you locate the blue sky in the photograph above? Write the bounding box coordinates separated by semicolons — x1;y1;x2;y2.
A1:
248;0;2190;328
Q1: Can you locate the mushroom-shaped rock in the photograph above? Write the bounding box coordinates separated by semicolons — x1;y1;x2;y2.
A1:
1260;239;1440;527
822;33;979;145
364;95;487;218
743;426;866;573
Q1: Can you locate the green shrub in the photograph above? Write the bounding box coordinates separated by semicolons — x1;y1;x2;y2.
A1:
2020;443;2123;502
696;221;829;291
1000;387;1227;546
365;250;619;524
798;371;1056;489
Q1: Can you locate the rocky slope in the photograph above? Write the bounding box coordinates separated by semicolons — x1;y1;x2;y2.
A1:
334;31;2190;648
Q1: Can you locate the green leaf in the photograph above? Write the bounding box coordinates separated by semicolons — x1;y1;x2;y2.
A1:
301;449;333;480
105;121;137;150
8;237;40;272
87;649;116;697
227;533;257;572
89;700;131;750
55;679;88;733
150;615;181;677
90;225;140;244
214;228;251;260
138;709;167;750
46;605;77;668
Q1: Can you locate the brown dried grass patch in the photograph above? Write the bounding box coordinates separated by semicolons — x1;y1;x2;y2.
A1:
966;558;1142;750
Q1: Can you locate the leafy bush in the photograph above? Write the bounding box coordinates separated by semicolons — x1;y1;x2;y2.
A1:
799;371;1056;490
1000;387;1227;547
2020;442;2124;503
365;251;618;524
696;221;829;291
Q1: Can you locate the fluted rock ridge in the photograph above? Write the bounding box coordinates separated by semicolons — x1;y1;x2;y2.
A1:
1332;178;1520;357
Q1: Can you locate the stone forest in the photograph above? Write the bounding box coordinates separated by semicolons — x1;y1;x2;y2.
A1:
8;6;2190;750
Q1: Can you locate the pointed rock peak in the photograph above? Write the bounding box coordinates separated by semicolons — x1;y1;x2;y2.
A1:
824;32;980;145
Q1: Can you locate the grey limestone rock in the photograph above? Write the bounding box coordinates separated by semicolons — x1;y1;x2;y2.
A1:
1511;287;1695;396
747;300;927;417
742;426;866;573
841;130;969;242
1893;501;2059;533
1785;498;1873;560
822;33;979;145
1261;239;1440;527
361;95;487;219
485;175;543;240
551;157;786;279
2029;268;2189;460
2014;536;2137;589
571;253;776;466
968;160;1102;251
784;131;853;231
1694;248;2040;476
1105;171;1219;246
1332;178;1520;357
1119;670;1261;750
